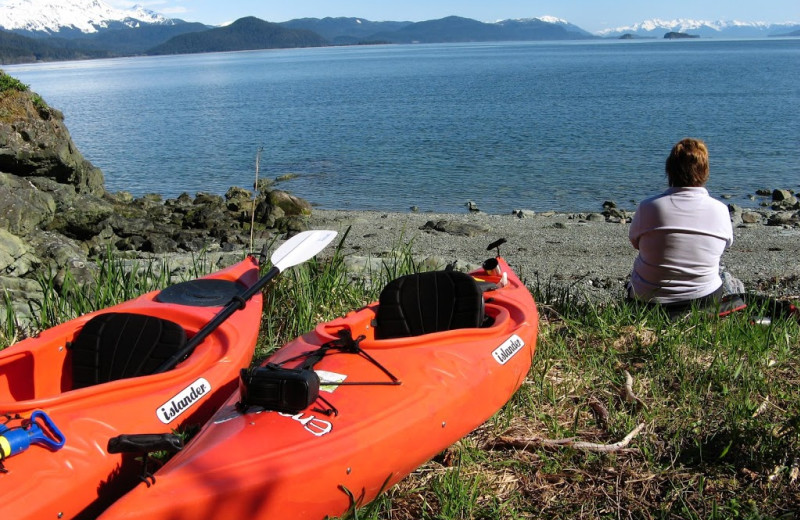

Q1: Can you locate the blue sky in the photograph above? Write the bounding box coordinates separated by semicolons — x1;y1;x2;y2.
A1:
114;1;800;33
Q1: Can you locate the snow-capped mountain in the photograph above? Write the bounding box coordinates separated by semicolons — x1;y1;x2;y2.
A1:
494;16;594;38
598;18;800;38
0;0;171;35
495;16;569;25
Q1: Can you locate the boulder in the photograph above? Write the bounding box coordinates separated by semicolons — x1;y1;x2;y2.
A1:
269;189;312;216
183;201;229;231
728;203;742;215
0;275;44;325
512;209;536;218
772;189;794;202
741;211;763;224
275;173;298;182
0;171;56;234
174;229;212;252
766;211;799;226
275;215;310;235
420;220;489;237
225;186;253;212
253;200;284;229
0;90;104;194
27;230;87;269
0;228;37;277
603;207;626;220
144;235;179;254
772;196;799;211
48;194;116;240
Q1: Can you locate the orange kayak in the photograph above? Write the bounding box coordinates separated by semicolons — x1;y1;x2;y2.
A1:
0;256;262;519
100;255;539;520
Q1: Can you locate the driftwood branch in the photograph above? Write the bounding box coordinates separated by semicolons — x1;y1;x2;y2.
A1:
249;147;263;252
751;397;769;418
621;370;649;410
496;423;646;454
588;396;609;429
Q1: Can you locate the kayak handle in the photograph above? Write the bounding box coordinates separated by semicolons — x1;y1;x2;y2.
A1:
27;410;66;451
0;410;66;461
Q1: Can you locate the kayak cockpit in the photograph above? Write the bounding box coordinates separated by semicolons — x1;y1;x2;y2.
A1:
314;264;524;348
0;312;203;403
317;301;515;347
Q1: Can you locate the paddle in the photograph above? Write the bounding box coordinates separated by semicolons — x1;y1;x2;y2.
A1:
153;229;338;374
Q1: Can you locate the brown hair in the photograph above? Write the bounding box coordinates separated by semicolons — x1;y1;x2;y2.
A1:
665;138;709;187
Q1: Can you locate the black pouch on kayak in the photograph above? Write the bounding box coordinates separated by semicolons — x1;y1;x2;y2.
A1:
239;364;320;413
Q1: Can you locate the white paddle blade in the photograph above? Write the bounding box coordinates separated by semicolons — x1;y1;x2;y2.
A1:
270;229;338;272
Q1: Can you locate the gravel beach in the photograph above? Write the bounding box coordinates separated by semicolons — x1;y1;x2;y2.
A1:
309;209;800;302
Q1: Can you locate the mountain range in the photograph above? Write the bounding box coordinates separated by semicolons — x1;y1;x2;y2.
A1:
0;0;798;64
598;18;800;38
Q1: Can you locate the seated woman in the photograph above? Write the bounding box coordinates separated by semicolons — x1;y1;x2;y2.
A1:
628;138;735;313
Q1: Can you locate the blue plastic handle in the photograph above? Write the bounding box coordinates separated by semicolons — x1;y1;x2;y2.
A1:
28;410;66;450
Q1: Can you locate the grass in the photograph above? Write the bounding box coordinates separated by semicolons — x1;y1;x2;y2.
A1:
0;70;30;93
1;238;798;519
0;70;48;118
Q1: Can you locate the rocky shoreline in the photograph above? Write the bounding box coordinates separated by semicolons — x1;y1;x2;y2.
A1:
2;77;799;324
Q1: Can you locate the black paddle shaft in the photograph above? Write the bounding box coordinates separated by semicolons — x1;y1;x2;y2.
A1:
152;266;279;374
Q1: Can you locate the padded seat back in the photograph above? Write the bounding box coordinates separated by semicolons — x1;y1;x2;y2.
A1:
70;312;187;389
375;270;485;339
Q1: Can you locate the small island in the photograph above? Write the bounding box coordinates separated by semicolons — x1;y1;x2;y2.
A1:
664;31;700;39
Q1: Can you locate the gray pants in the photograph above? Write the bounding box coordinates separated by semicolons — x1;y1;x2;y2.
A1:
720;268;745;295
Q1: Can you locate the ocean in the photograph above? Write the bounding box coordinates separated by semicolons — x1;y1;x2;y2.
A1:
6;38;800;214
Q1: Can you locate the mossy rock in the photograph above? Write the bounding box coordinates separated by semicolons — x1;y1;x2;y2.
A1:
268;189;312;216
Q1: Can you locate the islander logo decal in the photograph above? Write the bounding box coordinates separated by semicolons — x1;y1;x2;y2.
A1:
492;334;525;365
157;378;210;424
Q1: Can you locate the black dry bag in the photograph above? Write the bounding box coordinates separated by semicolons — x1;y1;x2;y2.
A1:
239;365;320;413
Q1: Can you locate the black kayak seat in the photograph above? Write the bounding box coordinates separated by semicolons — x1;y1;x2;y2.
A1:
70;312;187;389
375;270;485;339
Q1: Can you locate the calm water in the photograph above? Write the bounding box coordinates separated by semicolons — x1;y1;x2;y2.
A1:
7;39;800;213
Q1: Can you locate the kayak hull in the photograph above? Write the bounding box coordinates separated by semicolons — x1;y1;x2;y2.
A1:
100;257;538;520
0;257;263;519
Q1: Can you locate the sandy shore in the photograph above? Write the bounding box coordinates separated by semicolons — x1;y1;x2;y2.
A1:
308;209;800;301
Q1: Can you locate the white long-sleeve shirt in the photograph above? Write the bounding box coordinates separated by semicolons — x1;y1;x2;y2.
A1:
629;187;733;303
